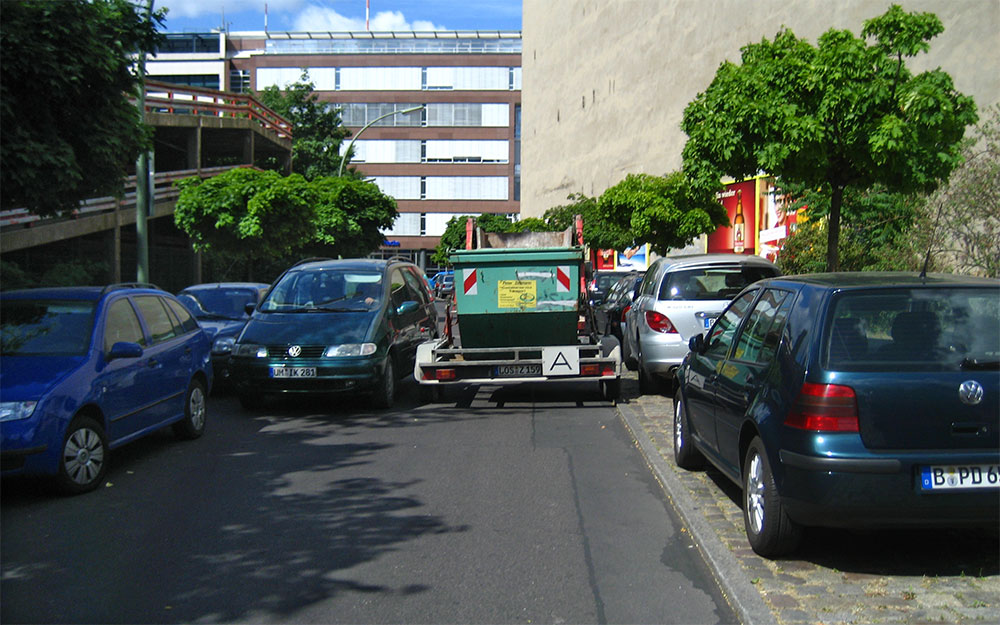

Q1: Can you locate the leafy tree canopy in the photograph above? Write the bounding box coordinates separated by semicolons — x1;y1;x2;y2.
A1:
681;4;977;271
0;0;164;216
174;168;397;277
597;172;728;256
256;73;351;179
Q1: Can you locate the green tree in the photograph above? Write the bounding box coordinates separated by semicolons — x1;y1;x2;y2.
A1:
256;73;351;179
0;0;164;215
174;168;397;278
597;172;728;256
682;4;977;271
543;193;606;247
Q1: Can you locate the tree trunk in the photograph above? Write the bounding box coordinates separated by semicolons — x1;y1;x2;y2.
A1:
826;185;844;272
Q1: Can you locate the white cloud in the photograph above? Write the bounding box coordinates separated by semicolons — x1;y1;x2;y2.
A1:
160;0;305;19
292;7;445;32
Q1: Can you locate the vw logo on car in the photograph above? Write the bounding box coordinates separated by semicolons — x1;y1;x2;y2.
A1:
959;380;984;405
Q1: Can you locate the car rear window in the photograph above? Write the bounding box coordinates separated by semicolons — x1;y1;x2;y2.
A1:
826;287;1000;371
182;288;258;319
1;299;95;356
659;266;778;301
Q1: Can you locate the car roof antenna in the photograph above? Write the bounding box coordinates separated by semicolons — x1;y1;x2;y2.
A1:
919;248;931;282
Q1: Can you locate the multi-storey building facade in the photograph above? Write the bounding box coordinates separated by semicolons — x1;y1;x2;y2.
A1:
148;30;522;267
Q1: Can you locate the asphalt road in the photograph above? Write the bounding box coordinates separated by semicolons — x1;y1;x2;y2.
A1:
1;379;736;624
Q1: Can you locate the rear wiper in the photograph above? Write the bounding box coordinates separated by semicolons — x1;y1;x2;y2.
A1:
961;357;1000;371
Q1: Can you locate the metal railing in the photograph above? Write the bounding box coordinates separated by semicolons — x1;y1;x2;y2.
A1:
139;80;293;140
0;166;236;229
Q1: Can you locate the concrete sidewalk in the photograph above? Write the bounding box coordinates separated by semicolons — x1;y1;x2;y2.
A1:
615;372;999;625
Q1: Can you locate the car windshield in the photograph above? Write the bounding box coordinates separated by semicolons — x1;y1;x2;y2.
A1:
0;299;95;356
660;266;777;301
180;288;258;320
826;287;1000;371
260;269;383;311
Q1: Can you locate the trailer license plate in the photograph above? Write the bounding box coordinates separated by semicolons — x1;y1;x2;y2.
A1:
495;364;542;377
920;464;1000;490
271;367;316;378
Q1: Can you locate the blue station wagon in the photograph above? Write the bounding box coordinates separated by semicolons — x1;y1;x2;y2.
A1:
673;272;999;557
1;285;213;494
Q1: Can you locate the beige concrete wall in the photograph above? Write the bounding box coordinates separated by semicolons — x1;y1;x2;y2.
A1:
522;0;1000;217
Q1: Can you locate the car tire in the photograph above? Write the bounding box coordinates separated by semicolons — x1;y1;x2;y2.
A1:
55;416;109;495
673;392;704;469
742;436;802;558
173;379;207;440
623;335;638;371
372;356;395;409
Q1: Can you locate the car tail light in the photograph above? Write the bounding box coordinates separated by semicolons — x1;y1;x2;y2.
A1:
621;304;631;322
645;310;677;334
435;369;457;381
785;383;859;432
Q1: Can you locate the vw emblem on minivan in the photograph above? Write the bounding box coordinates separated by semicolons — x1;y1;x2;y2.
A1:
958;380;984;405
287;345;302;358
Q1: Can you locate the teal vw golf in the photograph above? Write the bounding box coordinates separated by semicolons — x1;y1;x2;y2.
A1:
229;258;437;409
674;272;999;557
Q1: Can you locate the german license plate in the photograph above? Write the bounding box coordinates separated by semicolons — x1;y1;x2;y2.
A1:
920;464;1000;490
495;364;542;377
704;316;717;329
270;367;316;378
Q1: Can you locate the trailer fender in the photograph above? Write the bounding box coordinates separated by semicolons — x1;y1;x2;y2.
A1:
414;339;439;383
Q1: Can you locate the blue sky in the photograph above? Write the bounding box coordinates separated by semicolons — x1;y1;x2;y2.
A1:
158;0;522;33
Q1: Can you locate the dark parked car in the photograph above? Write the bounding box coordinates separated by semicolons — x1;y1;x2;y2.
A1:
229;258;438;409
177;282;269;387
1;284;212;494
588;270;633;306
673;272;999;557
596;272;643;342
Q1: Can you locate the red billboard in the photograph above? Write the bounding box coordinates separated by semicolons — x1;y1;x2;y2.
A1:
707;180;756;254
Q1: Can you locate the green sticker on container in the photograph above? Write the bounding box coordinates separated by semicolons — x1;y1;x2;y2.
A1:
498;280;536;308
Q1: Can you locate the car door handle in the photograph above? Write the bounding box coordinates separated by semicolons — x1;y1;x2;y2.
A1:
147;359;158;368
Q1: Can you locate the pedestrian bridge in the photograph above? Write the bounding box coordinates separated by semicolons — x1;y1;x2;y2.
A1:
1;81;293;254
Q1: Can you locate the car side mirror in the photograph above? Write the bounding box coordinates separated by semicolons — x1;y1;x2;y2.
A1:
397;300;419;315
688;333;705;353
108;341;143;360
245;302;257;315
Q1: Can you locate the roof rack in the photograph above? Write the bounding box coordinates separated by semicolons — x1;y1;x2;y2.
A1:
291;257;334;267
102;282;161;294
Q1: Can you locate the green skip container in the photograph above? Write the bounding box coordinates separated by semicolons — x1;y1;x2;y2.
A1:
451;229;584;348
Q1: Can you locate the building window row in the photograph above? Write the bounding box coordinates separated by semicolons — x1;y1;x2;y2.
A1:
346;140;508;164
257;66;521;92
373;176;508;201
383;212;517;238
264;36;521;56
337;102;509;128
152;74;220;89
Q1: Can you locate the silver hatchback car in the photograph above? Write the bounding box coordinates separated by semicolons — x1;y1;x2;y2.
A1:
624;254;779;393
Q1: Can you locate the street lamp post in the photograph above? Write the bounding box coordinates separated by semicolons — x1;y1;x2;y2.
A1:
338;105;425;177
